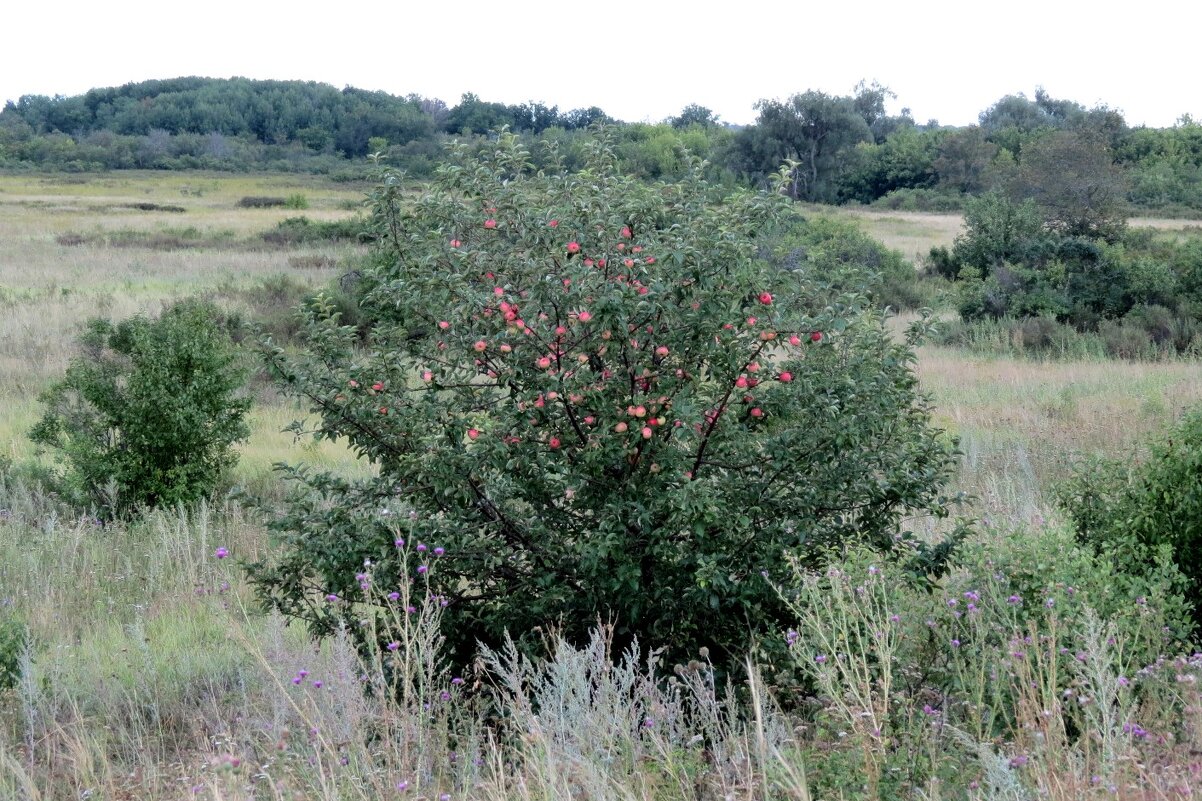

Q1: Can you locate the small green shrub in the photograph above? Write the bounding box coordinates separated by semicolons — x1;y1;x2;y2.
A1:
763;214;927;311
29;299;251;516
262;215;371;245
237;195;288;208
1058;407;1202;633
0;610;26;691
283;193;310;210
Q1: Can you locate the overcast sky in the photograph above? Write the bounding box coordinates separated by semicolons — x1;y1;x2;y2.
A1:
4;0;1198;129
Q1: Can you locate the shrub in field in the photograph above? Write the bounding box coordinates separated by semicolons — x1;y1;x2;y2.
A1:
1058;407;1202;633
762;215;929;311
236;195;288;208
29;299;250;516
0;610;26;692
251;131;963;670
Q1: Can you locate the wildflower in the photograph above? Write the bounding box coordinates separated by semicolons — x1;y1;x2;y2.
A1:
434;546;445;557
325;593;339;602
814;654;827;664
1009;754;1028;768
387;641;400;652
394;538;405;548
439;690;451;701
417;543;427;552
387;592;400;601
785;629;799;647
397;780;410;791
214;546;229;559
312;680;323;688
951;639;961;648
1007;595;1023;606
417;565;428;574
451;677;464;685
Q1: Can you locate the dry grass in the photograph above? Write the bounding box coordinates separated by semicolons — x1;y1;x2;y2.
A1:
804;205;1202;265
913;345;1202;522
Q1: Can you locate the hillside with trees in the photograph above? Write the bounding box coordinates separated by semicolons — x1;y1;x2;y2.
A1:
2;78;1200;215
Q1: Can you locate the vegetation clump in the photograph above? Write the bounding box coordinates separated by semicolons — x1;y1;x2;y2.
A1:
250;132;964;671
30;299;250;516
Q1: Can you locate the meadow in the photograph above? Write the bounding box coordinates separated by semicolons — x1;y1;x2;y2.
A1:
2;172;1202;800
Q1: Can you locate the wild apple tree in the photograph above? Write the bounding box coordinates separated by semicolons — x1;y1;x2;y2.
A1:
250;132;962;667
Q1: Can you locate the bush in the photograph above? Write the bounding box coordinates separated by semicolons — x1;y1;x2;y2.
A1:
237;195;288;208
0;610;26;692
29;299;251;516
261;215;372;245
1057;407;1202;633
250;132;964;673
762;215;928;311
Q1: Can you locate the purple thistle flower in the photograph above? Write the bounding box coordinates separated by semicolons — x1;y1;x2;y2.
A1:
434;546;445;557
325;593;339;602
292;676;302;685
416;543;427;552
417;565;428;574
951;639;961;648
1009;754;1029;768
1007;595;1023;606
439;690;451;701
406;605;417;614
394;538;405;548
387;641;400;652
451;677;464;685
814;654;827;664
214;546;229;559
387;591;400;601
312;680;323;688
397;780;409;791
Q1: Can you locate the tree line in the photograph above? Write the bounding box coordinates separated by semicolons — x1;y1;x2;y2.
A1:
1;77;1201;213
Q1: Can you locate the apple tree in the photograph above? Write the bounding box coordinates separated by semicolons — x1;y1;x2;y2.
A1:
250;131;963;668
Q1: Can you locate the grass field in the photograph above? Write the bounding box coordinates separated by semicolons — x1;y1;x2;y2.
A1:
3;173;1202;800
807;203;1202;264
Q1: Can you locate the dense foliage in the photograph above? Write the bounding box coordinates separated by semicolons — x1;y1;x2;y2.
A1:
249;132;964;671
1057;407;1202;630
29;300;250;516
934;189;1202;357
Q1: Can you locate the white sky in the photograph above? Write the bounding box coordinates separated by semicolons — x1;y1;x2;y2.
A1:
3;0;1198;129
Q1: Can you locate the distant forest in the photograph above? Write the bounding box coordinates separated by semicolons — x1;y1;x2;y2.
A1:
2;77;1201;213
